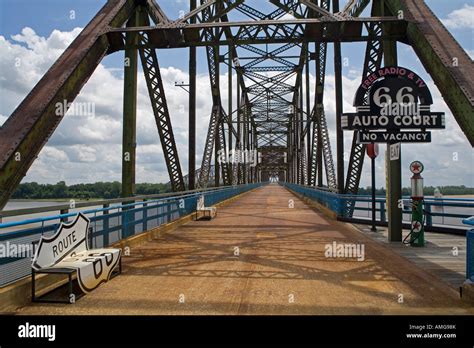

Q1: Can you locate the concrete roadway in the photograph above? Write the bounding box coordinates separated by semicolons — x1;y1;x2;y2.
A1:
17;184;473;315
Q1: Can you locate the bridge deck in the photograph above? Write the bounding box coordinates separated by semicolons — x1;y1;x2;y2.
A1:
17;184;473;315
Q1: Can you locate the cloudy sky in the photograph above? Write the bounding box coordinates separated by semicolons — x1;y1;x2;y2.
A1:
0;0;473;189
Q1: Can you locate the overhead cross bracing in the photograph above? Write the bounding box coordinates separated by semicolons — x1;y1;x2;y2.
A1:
0;0;472;211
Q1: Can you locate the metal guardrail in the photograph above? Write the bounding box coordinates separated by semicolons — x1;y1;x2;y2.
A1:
284;183;344;215
0;185;244;219
464;217;474;282
0;183;263;287
283;183;474;230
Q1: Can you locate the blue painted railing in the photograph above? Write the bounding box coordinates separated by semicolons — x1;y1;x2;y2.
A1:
0;183;263;287
285;183;344;215
283;183;474;229
464;217;474;282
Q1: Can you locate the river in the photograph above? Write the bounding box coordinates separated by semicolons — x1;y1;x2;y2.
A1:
1;195;473;230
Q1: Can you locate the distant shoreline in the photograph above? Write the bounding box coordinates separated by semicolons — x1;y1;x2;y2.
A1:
8;198;99;202
442;195;474;199
7;194;474;202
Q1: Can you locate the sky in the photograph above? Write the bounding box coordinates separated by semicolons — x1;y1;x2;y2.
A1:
0;0;473;190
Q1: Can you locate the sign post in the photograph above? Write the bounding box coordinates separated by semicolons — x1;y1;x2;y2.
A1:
341;66;445;242
367;143;379;232
389;143;400;161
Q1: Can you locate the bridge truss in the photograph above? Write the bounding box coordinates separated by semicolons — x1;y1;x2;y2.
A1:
0;0;472;213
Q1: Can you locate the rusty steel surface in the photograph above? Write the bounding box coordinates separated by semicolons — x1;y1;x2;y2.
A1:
16;184;473;315
0;0;132;165
404;0;473;105
0;0;137;209
386;0;474;145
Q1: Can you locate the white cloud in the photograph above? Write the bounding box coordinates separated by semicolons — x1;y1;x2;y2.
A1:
41;146;69;162
0;27;216;185
442;4;474;29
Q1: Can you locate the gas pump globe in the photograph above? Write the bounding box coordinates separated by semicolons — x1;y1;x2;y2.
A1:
409;161;425;247
411;175;424;198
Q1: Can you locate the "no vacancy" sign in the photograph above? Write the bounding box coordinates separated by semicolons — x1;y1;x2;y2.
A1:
342;66;445;143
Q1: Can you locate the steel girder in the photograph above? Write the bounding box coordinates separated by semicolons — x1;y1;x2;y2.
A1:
308;55;323;186
183;164;221;188
1;0;471;214
138;29;185;192
196;0;245;188
309;112;320;186
318;107;337;189
301;0;337;190
198;0;224;188
145;0;170;24
274;1;308;185
106;17;407;50
198;105;221;188
217;110;232;186
175;0;244;25
182;0;251;188
231;1;307;183
384;0;474;146
343;2;384;217
342;0;371;17
0;0;138;210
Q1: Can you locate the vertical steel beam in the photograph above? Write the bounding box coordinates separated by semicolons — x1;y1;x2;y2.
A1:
295;106;298;184
188;0;197;190
383;4;402;242
138;19;185;192
287;119;290;183
344;0;384;216
243;101;247;183
0;0;136;210
295;89;300;184
215;135;220;187
306;46;311;185
228;46;233;184
316;109;323;184
299;75;304;185
214;39;221;187
122;9;140;198
237;70;242;184
198;0;223;188
291;107;295;183
333;0;344;193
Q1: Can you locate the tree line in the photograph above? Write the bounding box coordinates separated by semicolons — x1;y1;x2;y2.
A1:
357;185;474;196
10;181;474;200
12;181;171;200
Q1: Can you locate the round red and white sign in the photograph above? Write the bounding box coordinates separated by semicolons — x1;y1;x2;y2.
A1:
409;161;424;174
411;220;422;233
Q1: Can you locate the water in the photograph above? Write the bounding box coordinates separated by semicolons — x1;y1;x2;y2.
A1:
0;200;103;234
353;196;474;228
2;196;473;231
3;200;70;210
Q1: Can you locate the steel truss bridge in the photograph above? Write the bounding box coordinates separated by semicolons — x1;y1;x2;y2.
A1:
0;0;473;221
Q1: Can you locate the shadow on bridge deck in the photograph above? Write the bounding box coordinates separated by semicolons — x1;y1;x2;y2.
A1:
16;184;473;315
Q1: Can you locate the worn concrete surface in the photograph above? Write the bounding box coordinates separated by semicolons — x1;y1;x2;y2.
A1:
16;184;474;315
356;224;466;289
